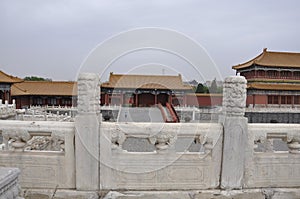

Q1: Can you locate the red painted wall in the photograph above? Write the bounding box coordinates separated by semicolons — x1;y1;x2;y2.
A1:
138;93;155;107
186;94;223;107
253;95;267;105
246;95;254;105
14;96;30;109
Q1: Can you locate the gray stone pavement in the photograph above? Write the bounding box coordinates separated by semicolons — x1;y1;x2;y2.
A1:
118;107;164;123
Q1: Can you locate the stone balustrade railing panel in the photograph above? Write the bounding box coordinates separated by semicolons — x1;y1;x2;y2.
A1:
100;122;223;190
0;120;75;189
245;123;300;188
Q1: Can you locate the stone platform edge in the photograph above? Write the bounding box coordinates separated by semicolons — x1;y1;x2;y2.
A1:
20;188;300;199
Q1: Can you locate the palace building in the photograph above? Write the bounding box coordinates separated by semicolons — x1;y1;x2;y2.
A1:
0;70;222;109
100;73;192;107
233;48;300;108
0;71;23;103
11;81;77;108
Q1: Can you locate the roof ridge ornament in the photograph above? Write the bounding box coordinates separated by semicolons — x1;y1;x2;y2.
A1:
263;48;268;53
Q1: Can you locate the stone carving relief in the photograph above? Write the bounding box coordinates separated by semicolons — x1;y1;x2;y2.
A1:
253;133;300;153
2;129;31;151
2;129;65;152
148;131;177;151
287;135;300;153
222;76;247;116
25;133;65;152
111;129;126;150
194;134;213;154
77;73;100;113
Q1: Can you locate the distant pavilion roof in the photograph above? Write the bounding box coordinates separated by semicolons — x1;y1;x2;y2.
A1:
232;48;300;70
101;73;192;90
11;81;77;96
0;70;23;83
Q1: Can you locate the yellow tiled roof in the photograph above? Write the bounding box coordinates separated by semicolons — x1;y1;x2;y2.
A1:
11;81;77;96
101;73;192;90
248;82;300;91
188;93;223;97
233;48;300;70
0;70;23;83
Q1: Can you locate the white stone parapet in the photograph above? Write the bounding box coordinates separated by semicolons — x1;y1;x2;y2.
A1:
220;76;248;189
2;73;300;197
0;100;16;119
0;120;75;189
75;73;100;190
0;167;22;199
100;122;223;190
245;123;300;188
222;76;247;117
246;106;300;113
77;73;100;113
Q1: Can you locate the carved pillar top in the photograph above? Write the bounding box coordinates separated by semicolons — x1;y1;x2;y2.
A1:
222;76;247;117
77;73;100;114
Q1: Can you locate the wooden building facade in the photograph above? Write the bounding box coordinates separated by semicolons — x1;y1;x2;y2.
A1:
100;73;193;107
233;48;300;107
11;81;77;109
1;70;223;108
0;71;23;103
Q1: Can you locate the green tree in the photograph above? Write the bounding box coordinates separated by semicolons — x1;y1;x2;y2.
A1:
23;76;52;81
195;83;209;93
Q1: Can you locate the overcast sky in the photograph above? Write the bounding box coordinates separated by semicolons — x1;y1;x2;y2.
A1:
1;0;300;82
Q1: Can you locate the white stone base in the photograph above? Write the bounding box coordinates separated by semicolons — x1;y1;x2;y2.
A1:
20;189;99;199
103;188;300;199
18;188;300;199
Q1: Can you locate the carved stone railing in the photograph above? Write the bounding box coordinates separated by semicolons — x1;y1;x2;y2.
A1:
100;122;223;190
3;72;300;196
0;120;75;189
15;107;74;122
245;123;300;188
19;113;74;122
0;100;16;119
0;167;22;199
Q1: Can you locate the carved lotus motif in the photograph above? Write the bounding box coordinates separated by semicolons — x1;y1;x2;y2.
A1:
111;129;126;149
287;135;300;153
195;134;213;154
148;132;177;151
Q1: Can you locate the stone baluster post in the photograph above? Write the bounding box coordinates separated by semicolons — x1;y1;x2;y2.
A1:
219;76;248;189
12;99;16;109
75;73;100;190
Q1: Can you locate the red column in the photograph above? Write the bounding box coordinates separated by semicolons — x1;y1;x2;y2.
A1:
135;94;138;107
169;94;172;105
105;94;108;105
154;94;157;105
8;89;11;103
120;93;124;105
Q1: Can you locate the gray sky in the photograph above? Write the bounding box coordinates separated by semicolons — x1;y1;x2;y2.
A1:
1;0;300;82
